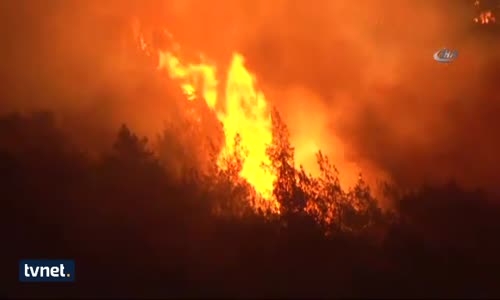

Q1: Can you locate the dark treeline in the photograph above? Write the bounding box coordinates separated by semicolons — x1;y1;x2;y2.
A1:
1;109;500;298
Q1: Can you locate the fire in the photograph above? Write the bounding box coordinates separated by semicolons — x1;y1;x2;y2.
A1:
158;51;218;107
220;54;275;201
474;10;496;24
152;31;278;211
472;0;496;24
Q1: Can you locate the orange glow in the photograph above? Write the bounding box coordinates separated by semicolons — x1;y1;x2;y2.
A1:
152;33;278;212
157;51;218;108
474;10;496;24
132;20;152;57
219;54;276;203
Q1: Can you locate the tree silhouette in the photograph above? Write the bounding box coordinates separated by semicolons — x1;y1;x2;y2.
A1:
313;151;344;231
266;107;307;218
2;108;500;298
210;133;255;217
113;124;154;162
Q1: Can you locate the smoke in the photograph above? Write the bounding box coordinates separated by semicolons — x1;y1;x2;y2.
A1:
0;0;187;150
1;0;499;193
221;0;500;192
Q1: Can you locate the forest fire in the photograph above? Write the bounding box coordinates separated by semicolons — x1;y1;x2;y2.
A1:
4;1;500;297
138;28;278;211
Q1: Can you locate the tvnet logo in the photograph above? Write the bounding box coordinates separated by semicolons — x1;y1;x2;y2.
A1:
19;260;75;282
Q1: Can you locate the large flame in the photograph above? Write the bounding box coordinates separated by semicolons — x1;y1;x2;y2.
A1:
220;54;275;201
152;30;277;210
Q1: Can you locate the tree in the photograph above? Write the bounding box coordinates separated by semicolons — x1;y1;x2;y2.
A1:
315;151;344;232
266;108;306;217
342;174;381;231
113;124;154;162
211;133;254;217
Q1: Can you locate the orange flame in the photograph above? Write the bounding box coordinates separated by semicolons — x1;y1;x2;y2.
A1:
151;30;278;211
220;54;275;202
158;51;218;107
474;10;496;24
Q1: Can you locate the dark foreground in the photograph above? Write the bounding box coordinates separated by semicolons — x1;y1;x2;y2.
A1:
1;112;500;299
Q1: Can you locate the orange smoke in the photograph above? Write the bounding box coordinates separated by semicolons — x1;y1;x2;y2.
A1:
3;0;500;206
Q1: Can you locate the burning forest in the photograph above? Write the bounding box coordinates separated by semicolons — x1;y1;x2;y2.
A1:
2;0;500;298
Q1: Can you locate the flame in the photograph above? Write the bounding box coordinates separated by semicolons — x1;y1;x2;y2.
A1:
158;51;218;107
151;31;278;211
220;54;275;202
474;10;496;24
